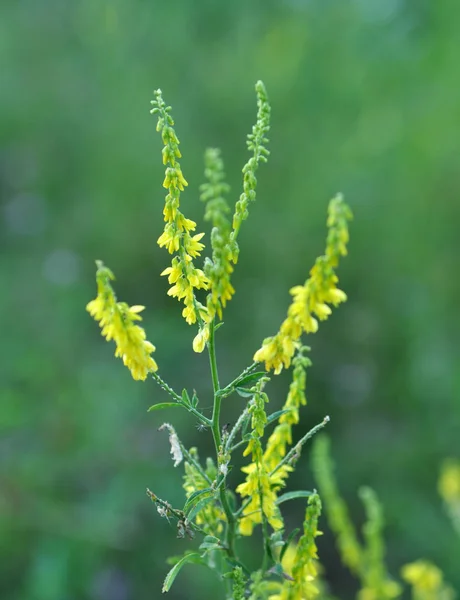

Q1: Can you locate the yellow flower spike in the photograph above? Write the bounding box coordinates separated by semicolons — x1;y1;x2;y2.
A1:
231;81;271;242
401;560;455;600
86;261;158;381
270;493;322;600
254;194;352;374
151;89;211;336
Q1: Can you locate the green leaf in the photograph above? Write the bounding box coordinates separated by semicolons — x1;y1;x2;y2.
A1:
147;402;182;412
162;553;202;593
183;488;214;516
199;535;222;551
191;390;199;408
188;494;217;522
235;387;254;398
214;322;224;331
181;389;191;406
266;408;293;425
236;371;266;387
276;491;312;505
280;528;300;563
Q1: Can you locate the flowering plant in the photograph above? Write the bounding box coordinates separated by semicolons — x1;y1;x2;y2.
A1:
87;82;454;599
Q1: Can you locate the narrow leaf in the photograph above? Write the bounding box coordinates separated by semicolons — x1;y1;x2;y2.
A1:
236;371;266;387
266;408;293;425
235;387;254;398
181;389;191;406
162;553;202;593
148;402;182;412
183;488;214;516
280;527;301;563
276;491;312;505
191;391;199;408
199;535;222;551
188;495;216;522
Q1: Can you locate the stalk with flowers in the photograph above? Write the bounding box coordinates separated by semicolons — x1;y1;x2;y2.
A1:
86;82;455;599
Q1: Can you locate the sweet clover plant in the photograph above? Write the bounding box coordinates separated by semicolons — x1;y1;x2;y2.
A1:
87;82;455;599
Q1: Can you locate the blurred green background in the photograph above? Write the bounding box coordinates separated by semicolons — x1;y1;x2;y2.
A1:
1;0;459;598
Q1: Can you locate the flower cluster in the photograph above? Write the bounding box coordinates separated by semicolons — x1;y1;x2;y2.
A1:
86;261;158;380
236;384;284;536
254;194;352;374
200;147;235;320
313;437;402;599
357;487;401;600
269;493;323;600
312;435;366;574
237;348;312;535
438;459;460;539
230;80;271;246
263;347;311;481
401;561;455;600
151;89;209;335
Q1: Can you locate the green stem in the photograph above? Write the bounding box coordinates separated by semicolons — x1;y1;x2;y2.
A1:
151;372;211;426
269;416;330;478
225;407;250;452
146;488;206;536
207;320;237;559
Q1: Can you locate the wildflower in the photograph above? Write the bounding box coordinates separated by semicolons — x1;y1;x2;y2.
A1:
263;348;310;482
401;561;455;600
269;493;323;600
312;435;363;574
438;460;460;503
236;385;284;536
236;439;284;536
86;261;158;380
231;80;271;244
200;80;271;321
254;194;352;374
438;459;460;536
151;89;210;332
357;487;402;599
313;438;401;599
200;148;235;319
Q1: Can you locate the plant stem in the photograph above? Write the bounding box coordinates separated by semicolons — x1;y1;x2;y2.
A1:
269;416;330;478
151;372;211;426
208;320;237;559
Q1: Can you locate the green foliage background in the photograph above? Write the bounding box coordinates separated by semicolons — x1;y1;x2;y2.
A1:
1;1;459;598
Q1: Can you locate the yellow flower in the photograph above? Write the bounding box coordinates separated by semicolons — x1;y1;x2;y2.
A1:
401;561;443;591
254;194;352;373
87;262;158;381
151;89;210;340
438;460;460;503
192;325;209;353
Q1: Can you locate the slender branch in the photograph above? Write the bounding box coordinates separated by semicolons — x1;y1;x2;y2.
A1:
269;416;331;478
180;444;213;486
225;406;250;452
233;496;253;519
228;438;250;454
151;371;182;401
146;488;206;536
218;361;261;398
207;320;237;559
151;372;211;426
